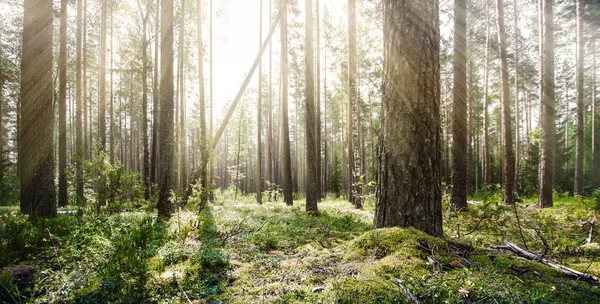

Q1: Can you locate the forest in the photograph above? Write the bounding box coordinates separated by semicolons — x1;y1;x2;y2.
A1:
1;0;600;302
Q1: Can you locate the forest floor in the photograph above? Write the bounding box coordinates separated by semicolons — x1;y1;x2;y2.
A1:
3;190;600;303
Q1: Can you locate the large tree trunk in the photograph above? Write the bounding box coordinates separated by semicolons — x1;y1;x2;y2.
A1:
99;0;107;150
20;0;57;217
574;0;584;196
110;4;115;164
141;5;150;200
179;0;187;190
151;0;160;186
280;0;293;206
197;0;208;207
513;0;520;183
59;0;68;207
266;0;273;188
347;0;361;208
375;0;443;237
451;0;467;210
497;0;515;204
75;0;84;204
482;0;491;186
315;0;322;201
257;0;263;204
305;0;318;212
538;0;554;208
158;0;175;218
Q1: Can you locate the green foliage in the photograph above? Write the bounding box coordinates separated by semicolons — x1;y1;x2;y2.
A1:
69;144;145;213
0;157;19;206
329;153;343;197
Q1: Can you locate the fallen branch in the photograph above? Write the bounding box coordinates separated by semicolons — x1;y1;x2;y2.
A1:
491;241;599;284
393;278;420;304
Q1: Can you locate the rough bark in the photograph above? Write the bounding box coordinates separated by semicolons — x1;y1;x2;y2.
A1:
348;0;361;208
538;0;554;208
257;0;263;204
575;0;584;196
158;0;175;218
375;0;443;237
59;0;68;207
151;0;160;185
497;0;515;204
280;0;293;206
99;0;107;149
20;0;57;217
451;0;467;210
305;0;318;212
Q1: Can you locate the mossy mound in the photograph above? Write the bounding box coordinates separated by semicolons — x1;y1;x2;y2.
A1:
331;227;600;304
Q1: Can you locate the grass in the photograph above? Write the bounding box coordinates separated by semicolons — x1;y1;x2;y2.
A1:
2;190;600;303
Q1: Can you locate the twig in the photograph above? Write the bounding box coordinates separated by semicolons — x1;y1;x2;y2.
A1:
393;278;420;304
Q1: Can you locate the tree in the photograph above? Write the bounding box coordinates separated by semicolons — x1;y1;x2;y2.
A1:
451;0;467;210
305;0;318;212
574;0;584;196
151;0;160;186
315;0;322;201
197;0;208;207
20;0;57;217
158;0;175;218
281;0;293;206
59;0;68;207
375;0;443;237
139;0;151;200
538;0;554;207
257;0;263;204
482;0;491;186
179;0;187;189
347;0;362;209
497;0;515;204
514;0;520;181
75;0;84;204
100;0;108;149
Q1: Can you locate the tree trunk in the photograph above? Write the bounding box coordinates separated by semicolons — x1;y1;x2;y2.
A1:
482;0;491;186
110;4;115;164
513;0;520;183
152;0;160;186
538;0;555;207
83;0;89;155
575;0;584;196
497;0;515;204
305;0;318;212
158;0;175;218
593;40;598;189
315;0;322;201
451;0;467;210
197;0;208;207
266;0;273;188
20;0;57;217
142;5;150;200
281;0;293;206
257;0;263;204
375;0;443;237
99;0;107;150
59;0;68;207
179;0;187;190
348;0;361;208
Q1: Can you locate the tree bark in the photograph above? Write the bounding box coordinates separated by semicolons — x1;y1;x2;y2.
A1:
158;0;175;218
257;0;263;204
575;0;584;196
99;0;107;150
497;0;515;204
280;0;293;206
197;0;208;207
482;0;491;186
513;0;520;183
451;0;468;210
59;0;68;207
179;0;187;190
538;0;554;208
375;0;443;237
20;0;57;217
305;0;318;212
141;2;151;200
151;0;160;186
348;0;361;208
315;0;322;201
